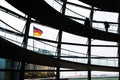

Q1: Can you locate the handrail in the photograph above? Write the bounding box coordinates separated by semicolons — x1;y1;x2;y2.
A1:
4;0;120;43
0;34;119;69
0;19;22;34
0;26;118;67
0;5;40;27
54;0;118;24
0;0;118;67
0;2;118;37
0;5;26;20
0;25;117;48
0;25;118;47
54;0;86;18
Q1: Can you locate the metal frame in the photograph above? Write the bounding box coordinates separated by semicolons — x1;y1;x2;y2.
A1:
0;0;119;80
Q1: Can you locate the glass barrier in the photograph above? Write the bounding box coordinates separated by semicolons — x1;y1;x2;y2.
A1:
0;9;119;68
0;27;118;67
45;0;119;34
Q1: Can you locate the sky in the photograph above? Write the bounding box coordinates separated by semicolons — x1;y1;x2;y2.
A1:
0;0;119;77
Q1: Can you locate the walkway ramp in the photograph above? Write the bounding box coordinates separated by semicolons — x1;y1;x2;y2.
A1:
6;0;120;42
0;36;119;72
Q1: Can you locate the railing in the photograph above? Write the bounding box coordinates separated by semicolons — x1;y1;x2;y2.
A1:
0;23;118;67
0;4;119;67
46;0;118;34
0;1;119;80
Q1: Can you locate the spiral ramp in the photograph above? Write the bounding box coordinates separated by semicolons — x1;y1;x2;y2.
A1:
0;0;120;79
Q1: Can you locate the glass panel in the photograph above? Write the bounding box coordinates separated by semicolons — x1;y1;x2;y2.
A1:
0;58;20;69
25;64;55;78
91;47;117;57
0;0;120;79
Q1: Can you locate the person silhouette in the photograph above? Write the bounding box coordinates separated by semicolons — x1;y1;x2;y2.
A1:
84;18;90;27
104;21;110;32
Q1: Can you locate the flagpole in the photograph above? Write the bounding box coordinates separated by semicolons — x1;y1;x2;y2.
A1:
33;27;35;51
33;26;41;70
33;26;43;70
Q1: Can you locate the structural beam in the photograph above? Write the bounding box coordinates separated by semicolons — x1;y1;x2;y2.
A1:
117;13;120;80
87;6;94;80
56;0;67;80
20;16;31;80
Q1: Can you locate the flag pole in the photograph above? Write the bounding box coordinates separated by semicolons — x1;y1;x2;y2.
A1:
33;26;36;71
33;27;35;51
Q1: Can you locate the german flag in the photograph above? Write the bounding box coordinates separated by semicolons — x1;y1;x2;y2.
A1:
33;27;43;36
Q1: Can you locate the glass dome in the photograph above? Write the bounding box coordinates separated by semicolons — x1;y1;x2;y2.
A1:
0;0;119;80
